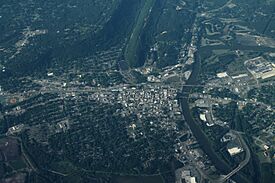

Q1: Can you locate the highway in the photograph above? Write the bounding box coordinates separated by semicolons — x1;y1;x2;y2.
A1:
217;130;251;183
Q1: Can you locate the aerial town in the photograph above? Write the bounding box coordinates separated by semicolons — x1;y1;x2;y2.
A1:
0;0;274;183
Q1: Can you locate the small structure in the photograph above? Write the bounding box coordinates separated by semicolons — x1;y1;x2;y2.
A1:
227;141;244;156
56;120;70;133
221;132;235;143
47;72;54;77
190;177;197;183
244;57;275;79
263;145;270;151
217;72;228;78
199;110;214;127
6;124;24;135
181;170;197;183
199;113;207;122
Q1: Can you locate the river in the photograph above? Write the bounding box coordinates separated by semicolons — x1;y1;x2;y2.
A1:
179;50;250;183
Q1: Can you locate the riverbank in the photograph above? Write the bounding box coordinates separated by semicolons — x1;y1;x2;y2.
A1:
179;51;250;183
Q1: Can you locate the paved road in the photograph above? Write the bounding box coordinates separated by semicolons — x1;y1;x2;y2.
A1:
217;130;251;182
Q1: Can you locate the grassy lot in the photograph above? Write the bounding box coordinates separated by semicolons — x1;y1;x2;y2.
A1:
125;0;156;67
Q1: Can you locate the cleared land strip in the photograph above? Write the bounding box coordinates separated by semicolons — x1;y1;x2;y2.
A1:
125;0;156;67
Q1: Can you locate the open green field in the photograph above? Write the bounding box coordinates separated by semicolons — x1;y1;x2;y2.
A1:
125;0;156;67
